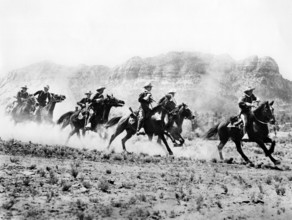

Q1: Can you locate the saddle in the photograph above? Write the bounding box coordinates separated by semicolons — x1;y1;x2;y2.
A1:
228;115;243;128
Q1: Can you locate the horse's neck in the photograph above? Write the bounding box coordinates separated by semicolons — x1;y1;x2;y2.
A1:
47;102;56;114
175;114;184;128
102;105;112;121
252;109;268;129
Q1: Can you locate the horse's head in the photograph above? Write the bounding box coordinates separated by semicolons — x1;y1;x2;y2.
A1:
254;101;275;124
104;94;125;107
176;103;195;121
27;94;38;106
51;93;66;103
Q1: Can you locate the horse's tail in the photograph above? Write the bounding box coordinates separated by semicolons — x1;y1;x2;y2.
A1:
203;123;220;139
105;116;122;128
57;111;74;124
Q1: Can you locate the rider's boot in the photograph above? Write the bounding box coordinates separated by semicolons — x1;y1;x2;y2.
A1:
85;122;91;130
136;118;145;135
242;125;249;140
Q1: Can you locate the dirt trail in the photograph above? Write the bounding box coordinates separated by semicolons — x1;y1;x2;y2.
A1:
0;138;292;219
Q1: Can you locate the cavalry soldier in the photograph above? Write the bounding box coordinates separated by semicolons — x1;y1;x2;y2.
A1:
16;85;29;105
92;87;106;104
77;91;92;121
11;85;29;114
238;86;260;139
34;85;51;107
136;82;154;135
158;90;177;125
158;90;176;106
34;85;51;121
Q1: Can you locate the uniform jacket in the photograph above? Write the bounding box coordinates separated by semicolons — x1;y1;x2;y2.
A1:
92;93;104;103
238;93;257;113
34;90;51;107
16;90;29;103
77;97;92;108
138;90;153;111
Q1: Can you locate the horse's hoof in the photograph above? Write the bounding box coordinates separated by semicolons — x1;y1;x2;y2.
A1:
122;150;131;155
247;162;254;168
274;160;281;166
224;158;233;164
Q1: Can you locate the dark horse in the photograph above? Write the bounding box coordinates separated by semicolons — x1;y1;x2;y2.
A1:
11;95;38;123
37;93;66;123
87;94;125;132
204;101;280;165
105;102;176;155
57;94;125;144
158;103;195;146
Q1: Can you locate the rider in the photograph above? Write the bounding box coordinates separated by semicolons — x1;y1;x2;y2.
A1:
158;90;176;126
92;87;106;104
16;85;29;105
136;82;154;135
84;87;106;129
34;85;51;107
11;85;29;113
77;91;92;121
34;85;51;120
158;90;176;105
238;86;260;139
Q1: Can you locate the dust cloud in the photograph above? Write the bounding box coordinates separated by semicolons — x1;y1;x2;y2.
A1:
0;106;220;161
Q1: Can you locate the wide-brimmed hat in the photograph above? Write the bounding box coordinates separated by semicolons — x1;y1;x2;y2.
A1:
244;86;255;93
85;91;92;95
144;82;153;88
96;87;106;92
44;85;50;90
167;90;176;95
21;85;28;90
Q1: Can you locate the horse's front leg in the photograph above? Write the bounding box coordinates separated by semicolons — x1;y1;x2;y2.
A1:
263;136;276;155
148;134;153;142
254;138;280;165
160;134;173;155
164;131;177;145
122;130;134;154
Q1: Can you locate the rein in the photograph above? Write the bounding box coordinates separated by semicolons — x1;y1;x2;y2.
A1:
253;107;271;125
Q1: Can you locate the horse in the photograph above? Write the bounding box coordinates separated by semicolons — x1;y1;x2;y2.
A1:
11;95;38;123
87;94;125;132
105;101;177;155
36;93;66;123
59;94;124;144
158;103;195;146
204;101;280;166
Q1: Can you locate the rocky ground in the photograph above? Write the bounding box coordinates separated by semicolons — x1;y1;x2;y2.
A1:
0;135;292;220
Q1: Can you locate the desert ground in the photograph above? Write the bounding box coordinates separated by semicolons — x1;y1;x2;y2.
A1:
0;131;292;220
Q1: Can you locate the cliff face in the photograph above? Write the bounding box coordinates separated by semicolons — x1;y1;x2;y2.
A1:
0;52;291;114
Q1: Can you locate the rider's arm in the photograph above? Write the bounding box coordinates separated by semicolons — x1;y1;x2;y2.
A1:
47;93;51;102
34;91;41;96
16;92;22;102
239;96;253;108
251;94;260;102
138;92;147;103
77;98;85;107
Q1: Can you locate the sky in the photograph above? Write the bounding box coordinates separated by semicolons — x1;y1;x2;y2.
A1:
1;0;292;79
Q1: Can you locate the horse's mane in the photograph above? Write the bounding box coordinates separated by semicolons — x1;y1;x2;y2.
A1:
253;101;268;114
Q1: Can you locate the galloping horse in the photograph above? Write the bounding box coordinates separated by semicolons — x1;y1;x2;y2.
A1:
58;94;124;144
204;101;280;165
37;93;66;123
88;94;125;132
11;95;38;123
105;100;177;155
159;103;195;146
